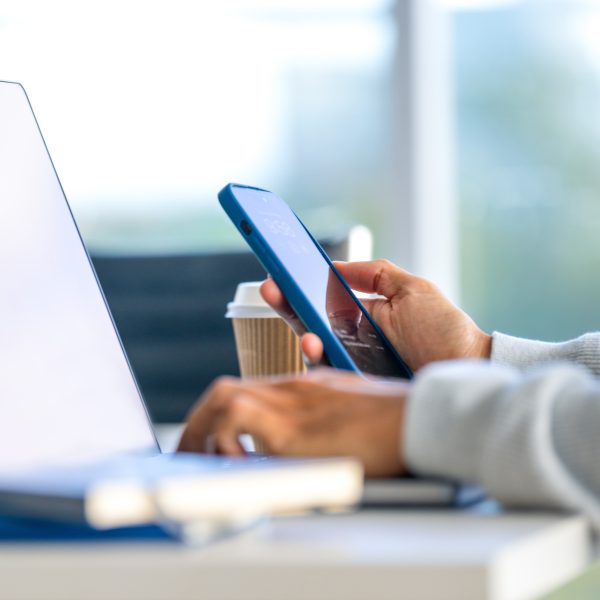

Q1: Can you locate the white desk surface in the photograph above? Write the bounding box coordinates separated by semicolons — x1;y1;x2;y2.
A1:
0;508;590;600
0;426;591;600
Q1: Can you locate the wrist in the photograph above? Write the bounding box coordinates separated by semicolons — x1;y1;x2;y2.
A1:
477;331;493;359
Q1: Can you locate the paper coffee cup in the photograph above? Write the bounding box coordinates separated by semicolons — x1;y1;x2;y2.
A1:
226;282;306;453
226;282;306;379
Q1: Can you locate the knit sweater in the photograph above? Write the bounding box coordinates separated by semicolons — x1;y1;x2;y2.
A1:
404;332;600;528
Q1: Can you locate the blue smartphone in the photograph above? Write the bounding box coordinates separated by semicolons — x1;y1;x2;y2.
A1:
218;183;413;380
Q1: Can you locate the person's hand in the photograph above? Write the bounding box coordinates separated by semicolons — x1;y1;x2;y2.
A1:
178;369;410;477
260;259;491;372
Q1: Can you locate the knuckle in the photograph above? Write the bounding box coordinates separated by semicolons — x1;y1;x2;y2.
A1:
371;259;393;292
227;395;250;421
213;375;239;389
379;258;394;269
413;277;436;294
207;376;240;407
372;258;392;273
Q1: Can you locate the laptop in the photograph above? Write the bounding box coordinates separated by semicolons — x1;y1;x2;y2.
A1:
0;81;364;531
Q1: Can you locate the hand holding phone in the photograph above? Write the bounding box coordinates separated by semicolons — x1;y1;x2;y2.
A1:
218;184;412;380
263;251;494;374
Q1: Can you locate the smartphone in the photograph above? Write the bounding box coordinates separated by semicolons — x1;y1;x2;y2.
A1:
218;183;412;380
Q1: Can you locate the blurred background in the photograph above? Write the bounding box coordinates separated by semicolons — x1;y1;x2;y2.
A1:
2;0;600;416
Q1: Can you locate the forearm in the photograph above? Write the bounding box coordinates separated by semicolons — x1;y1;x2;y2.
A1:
492;331;600;375
404;360;600;529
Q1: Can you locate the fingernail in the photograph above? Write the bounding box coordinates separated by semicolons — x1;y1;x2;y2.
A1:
302;354;316;369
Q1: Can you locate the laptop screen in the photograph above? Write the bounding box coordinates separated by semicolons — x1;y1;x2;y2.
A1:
0;82;157;472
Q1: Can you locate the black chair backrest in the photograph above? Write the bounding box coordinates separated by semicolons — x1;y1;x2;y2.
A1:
92;251;264;423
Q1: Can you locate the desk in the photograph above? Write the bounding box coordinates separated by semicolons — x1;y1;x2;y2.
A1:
0;427;591;600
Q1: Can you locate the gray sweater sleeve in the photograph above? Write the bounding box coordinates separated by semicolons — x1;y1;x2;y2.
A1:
404;359;600;529
491;331;600;375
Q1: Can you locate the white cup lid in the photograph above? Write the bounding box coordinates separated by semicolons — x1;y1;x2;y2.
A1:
226;281;279;318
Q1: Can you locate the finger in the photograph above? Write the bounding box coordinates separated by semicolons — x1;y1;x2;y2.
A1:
205;375;307;413
260;279;308;338
177;376;244;453
177;402;213;453
325;274;363;345
334;260;417;299
213;394;290;456
179;382;286;454
214;430;246;456
300;333;326;367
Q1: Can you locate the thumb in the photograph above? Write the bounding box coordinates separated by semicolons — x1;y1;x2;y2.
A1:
334;260;416;299
300;333;328;368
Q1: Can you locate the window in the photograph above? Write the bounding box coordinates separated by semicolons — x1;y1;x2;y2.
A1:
453;0;600;339
1;0;398;256
15;0;596;343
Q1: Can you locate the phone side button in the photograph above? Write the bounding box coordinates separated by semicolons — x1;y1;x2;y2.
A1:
253;239;280;275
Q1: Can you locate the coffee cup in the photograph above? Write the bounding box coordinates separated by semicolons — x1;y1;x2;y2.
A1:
226;281;306;379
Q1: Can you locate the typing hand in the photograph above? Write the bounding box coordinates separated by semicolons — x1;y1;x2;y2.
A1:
261;259;491;372
178;369;409;477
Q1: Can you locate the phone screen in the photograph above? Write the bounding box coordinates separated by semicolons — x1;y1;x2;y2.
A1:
233;187;411;379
